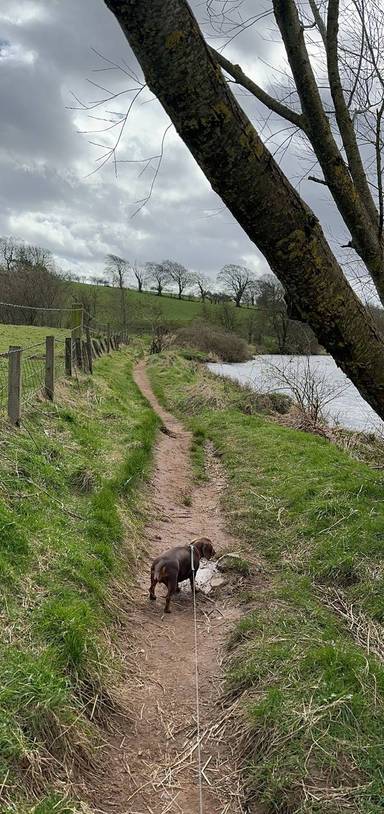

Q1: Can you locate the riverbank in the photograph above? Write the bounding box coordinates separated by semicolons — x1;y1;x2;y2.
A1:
208;353;384;433
148;351;384;813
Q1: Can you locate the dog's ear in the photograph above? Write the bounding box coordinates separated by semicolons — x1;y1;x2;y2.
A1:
202;541;214;558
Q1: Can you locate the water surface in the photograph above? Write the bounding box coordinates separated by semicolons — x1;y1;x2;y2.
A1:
208;355;384;433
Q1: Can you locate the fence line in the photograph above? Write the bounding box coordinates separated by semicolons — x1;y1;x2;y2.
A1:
0;300;76;312
0;323;129;426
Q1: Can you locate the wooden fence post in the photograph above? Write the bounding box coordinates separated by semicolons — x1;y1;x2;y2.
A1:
45;336;55;400
82;340;89;373
75;337;83;369
8;346;22;426
85;328;93;374
71;302;83;339
65;338;72;376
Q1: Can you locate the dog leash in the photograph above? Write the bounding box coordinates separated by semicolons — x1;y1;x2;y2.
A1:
190;544;204;814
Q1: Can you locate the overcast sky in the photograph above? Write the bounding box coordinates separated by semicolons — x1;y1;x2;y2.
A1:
0;0;367;291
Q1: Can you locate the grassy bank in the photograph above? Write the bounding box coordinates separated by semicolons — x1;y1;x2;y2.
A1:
148;352;384;814
0;346;158;812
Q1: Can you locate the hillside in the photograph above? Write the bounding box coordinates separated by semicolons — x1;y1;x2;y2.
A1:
72;280;263;332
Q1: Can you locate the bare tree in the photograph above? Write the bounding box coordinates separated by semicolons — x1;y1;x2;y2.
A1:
209;0;384;305
132;262;147;293
19;243;54;269
247;280;259;308
257;274;321;353
0;239;66;326
256;275;291;353
218;264;255;307
145;261;170;296
162;259;192;299
147;303;171;353
218;301;236;332
105;253;129;328
193;272;211;302
0;236;18;272
104;0;384;420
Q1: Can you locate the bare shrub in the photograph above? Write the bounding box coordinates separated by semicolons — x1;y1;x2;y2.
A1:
148;305;173;354
175;320;250;362
266;357;350;429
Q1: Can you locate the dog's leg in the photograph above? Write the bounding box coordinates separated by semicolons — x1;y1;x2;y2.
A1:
164;583;173;613
149;570;157;601
164;569;178;613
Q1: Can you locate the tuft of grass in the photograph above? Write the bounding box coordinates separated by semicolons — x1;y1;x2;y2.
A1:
69;466;98;493
190;424;208;483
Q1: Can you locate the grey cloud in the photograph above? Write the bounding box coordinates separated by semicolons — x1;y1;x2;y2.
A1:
0;0;367;294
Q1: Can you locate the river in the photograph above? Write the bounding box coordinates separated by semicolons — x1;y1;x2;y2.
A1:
207;355;384;434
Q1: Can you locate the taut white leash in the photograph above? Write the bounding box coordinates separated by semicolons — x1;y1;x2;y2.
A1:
190;544;204;814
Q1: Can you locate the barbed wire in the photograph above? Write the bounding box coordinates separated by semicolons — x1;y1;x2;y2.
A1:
54;338;66;382
0;300;77;312
0;324;122;417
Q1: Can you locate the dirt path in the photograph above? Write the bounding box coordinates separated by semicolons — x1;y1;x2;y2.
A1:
86;360;245;814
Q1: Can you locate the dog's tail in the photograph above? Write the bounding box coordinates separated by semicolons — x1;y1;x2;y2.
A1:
153;560;164;581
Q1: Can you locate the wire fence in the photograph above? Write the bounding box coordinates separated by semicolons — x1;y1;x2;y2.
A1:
0;352;8;413
0;322;128;425
21;342;46;406
0;300;78;329
54;338;66;384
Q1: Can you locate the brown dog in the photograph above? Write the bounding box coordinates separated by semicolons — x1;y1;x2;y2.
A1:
149;537;216;613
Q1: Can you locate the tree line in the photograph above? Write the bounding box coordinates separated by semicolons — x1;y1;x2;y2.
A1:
104;253;328;354
0;236;66;325
104;252;286;306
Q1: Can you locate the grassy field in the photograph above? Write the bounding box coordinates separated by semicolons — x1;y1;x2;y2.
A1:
0;324;68;353
71;282;273;348
0;283;273;353
148;352;384;814
0;345;158;813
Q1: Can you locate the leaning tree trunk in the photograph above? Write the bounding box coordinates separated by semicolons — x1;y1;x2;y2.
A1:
104;0;384;419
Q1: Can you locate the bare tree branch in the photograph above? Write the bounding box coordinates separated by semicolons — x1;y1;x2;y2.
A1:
326;0;378;227
210;48;306;131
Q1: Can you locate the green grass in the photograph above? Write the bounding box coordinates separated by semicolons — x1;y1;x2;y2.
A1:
0;324;68;353
0;345;158;812
148;351;384;814
71;281;273;349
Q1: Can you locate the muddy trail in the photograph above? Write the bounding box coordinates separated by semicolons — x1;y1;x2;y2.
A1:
85;360;249;814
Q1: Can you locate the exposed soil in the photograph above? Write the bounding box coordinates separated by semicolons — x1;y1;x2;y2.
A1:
84;360;252;814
